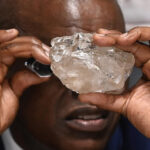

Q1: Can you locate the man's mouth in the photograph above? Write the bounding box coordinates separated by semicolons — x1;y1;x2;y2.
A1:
65;107;109;132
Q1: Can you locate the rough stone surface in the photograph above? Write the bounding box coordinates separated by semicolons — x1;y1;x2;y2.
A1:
50;33;135;94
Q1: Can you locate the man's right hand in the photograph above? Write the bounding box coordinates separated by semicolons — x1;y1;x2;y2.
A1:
0;29;51;134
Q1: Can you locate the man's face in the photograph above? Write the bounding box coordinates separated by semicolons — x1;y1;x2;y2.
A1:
10;0;125;150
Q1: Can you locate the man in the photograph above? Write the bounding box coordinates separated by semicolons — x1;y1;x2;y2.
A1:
0;0;150;150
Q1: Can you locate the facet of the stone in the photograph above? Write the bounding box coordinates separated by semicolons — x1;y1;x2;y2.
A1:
50;33;135;94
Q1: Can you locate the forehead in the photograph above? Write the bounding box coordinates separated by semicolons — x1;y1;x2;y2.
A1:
13;0;124;43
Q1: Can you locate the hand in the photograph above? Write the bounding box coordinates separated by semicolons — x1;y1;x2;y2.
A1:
0;29;51;133
79;27;150;138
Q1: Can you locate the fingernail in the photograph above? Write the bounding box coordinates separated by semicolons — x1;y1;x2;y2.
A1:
32;39;40;45
6;29;16;33
94;34;106;38
120;33;128;38
98;34;106;37
98;28;108;32
45;50;49;57
120;32;137;39
32;45;49;60
42;43;50;52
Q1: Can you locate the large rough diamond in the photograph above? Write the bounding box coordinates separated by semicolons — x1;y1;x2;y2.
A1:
50;33;135;94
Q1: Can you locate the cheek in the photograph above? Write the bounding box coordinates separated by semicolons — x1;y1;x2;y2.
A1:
18;76;66;142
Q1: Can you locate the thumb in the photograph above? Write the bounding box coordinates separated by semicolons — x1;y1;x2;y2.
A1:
0;29;19;43
10;69;50;97
79;92;130;115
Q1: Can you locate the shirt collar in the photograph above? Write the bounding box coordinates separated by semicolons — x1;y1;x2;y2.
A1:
1;129;23;150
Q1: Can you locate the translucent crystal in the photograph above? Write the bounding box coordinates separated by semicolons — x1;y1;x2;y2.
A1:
50;33;135;94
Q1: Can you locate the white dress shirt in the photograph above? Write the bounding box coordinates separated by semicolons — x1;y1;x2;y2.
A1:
2;129;23;150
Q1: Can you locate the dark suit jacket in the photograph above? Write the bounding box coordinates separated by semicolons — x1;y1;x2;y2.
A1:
0;137;4;150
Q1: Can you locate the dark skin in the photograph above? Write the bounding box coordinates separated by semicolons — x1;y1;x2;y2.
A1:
80;27;150;138
3;0;149;150
1;0;150;149
9;0;124;43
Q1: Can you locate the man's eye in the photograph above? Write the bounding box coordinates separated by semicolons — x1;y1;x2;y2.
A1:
25;58;53;77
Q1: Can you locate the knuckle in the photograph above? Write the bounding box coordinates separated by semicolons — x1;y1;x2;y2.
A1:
31;44;41;52
18;36;42;45
121;95;130;116
0;43;17;51
129;27;142;39
31;44;39;49
30;36;42;45
111;30;121;34
132;26;141;33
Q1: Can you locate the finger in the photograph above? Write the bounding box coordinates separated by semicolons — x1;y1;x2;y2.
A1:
0;63;8;84
0;29;19;43
98;28;122;34
117;42;150;67
94;28;122;46
94;33;150;67
0;55;15;66
142;59;150;80
92;36;135;66
93;34;116;46
0;81;18;133
0;43;50;65
0;36;50;53
4;36;42;45
118;27;150;46
95;27;150;47
11;69;50;97
93;30;123;47
79;93;129;115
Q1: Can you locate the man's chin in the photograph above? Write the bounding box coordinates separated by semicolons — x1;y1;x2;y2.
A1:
48;135;109;150
52;114;119;150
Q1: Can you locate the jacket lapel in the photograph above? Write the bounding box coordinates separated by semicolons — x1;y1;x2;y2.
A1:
0;137;4;150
